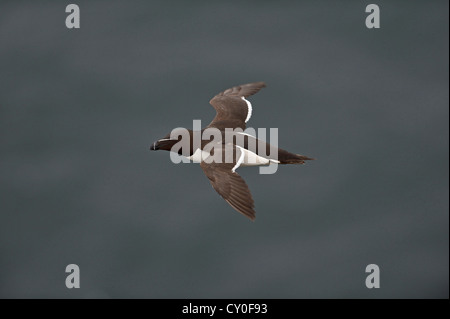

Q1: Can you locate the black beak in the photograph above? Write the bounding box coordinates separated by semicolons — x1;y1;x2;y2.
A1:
150;141;159;151
150;139;178;151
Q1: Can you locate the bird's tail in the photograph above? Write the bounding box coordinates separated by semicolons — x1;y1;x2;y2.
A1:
279;151;315;164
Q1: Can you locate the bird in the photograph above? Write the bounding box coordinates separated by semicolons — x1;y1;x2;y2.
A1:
150;82;313;220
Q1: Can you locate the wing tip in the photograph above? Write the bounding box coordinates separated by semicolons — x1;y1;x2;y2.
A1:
237;207;256;221
213;81;267;99
225;198;256;221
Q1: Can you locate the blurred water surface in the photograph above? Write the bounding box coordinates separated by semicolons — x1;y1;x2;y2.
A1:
0;1;448;298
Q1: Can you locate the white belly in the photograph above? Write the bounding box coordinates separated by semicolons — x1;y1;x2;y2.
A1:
237;147;279;167
186;146;279;171
239;148;270;167
186;148;210;163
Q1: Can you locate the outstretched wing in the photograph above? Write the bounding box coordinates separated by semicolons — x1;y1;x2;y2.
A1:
200;146;256;220
207;82;266;130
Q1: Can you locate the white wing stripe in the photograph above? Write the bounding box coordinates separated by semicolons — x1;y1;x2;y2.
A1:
242;97;252;123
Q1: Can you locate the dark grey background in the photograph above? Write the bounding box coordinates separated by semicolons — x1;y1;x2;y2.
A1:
0;1;448;298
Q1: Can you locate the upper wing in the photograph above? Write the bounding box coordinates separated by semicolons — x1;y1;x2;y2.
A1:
207;82;266;130
200;155;256;221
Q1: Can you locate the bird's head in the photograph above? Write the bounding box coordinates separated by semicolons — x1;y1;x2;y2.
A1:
149;128;192;154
